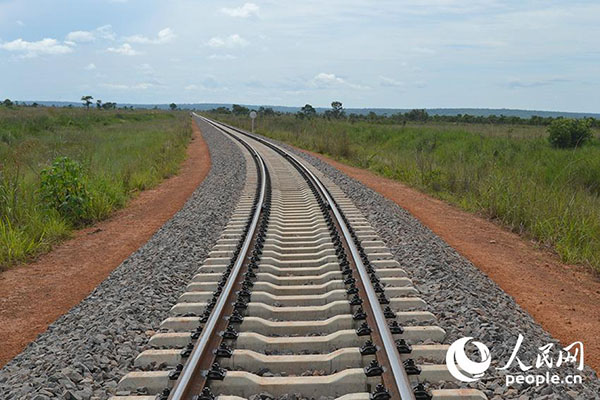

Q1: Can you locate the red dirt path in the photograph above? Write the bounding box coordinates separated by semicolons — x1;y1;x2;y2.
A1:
0;121;211;367
304;149;600;373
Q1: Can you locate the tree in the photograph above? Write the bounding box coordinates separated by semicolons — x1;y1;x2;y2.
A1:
3;98;14;107
169;103;177;111
301;104;316;118
96;99;102;109
330;101;344;119
81;95;93;109
102;102;117;110
232;104;250;115
258;106;275;116
211;106;231;114
547;118;592;148
406;109;429;122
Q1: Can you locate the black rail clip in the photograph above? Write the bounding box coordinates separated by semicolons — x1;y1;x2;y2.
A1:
157;388;171;400
404;358;422;375
228;309;245;324
370;384;391;400
200;311;210;323
191;326;203;340
233;298;248;310
413;383;433;400
352;307;367;320
395;338;413;354
359;339;377;355
388;320;404;334
356;321;372;336
346;283;359;295
378;293;390;304
214;342;233;358
364;359;384;376
206;362;226;380
193;387;216;400
168;363;183;380
180;342;194;358
383;306;396;318
222;325;239;340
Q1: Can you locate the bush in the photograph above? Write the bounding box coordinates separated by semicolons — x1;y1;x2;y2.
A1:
547;119;592;148
39;157;91;225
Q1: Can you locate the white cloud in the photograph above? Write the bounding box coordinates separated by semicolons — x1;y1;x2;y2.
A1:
208;54;236;60
221;3;259;18
66;30;96;42
310;72;369;90
507;77;568;89
445;40;507;49
184;77;224;91
65;25;115;43
201;76;220;89
0;38;73;58
137;63;154;74
126;28;175;44
379;76;404;87
102;83;129;89
85;63;96;70
102;82;153;90
16;20;24;26
157;28;176;42
133;82;153;89
207;34;248;48
107;43;140;55
412;46;436;54
96;25;116;40
207;38;225;47
312;72;345;85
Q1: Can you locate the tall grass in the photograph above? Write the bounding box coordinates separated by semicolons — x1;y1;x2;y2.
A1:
0;107;191;269
214;114;600;270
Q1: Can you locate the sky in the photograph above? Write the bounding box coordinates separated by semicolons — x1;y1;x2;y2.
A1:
0;0;599;112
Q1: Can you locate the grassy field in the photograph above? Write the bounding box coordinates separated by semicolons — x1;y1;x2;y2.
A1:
0;107;191;269
213;113;600;271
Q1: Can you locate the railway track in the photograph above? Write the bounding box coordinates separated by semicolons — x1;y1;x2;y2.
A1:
112;116;486;400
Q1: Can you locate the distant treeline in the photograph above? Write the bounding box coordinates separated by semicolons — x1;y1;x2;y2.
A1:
208;103;600;128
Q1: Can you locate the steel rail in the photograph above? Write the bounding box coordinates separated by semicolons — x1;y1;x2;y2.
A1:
169;115;267;400
201;115;416;400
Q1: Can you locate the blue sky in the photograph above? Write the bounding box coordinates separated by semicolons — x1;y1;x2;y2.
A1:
1;0;599;112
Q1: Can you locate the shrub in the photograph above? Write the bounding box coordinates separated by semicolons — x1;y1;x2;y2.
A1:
547;119;592;148
39;157;91;225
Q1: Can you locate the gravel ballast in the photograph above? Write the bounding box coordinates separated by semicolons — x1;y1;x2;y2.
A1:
0;119;246;400
272;139;600;400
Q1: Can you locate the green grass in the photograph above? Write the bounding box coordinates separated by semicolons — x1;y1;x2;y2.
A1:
0;107;191;269
213;113;600;271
